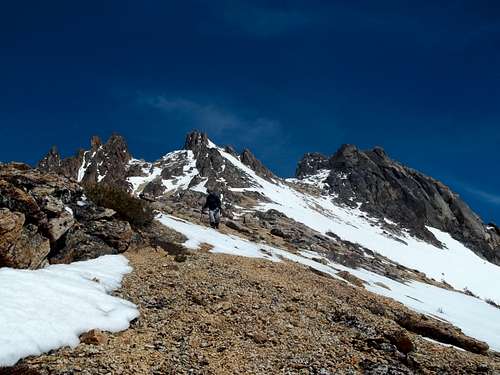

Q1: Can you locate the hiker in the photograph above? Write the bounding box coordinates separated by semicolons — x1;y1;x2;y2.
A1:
202;190;222;229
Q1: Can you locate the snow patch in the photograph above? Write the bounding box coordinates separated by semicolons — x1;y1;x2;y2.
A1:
287;169;330;189
383;217;397;226
0;255;138;367
191;179;208;194
77;151;90;182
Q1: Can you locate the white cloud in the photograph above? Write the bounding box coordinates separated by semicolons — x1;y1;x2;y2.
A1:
140;95;285;145
462;185;500;205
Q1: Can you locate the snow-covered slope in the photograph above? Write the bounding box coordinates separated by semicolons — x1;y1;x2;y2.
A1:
157;214;500;352
0;255;138;367
201;141;500;303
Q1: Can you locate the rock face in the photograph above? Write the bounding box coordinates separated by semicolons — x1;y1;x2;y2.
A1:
0;163;133;269
183;131;271;191
295;152;329;178
240;148;275;180
296;145;500;264
38;134;132;190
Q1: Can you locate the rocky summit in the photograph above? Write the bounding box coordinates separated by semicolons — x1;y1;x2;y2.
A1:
295;145;500;264
1;131;500;374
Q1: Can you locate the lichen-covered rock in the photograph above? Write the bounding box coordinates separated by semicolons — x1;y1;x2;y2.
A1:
51;227;117;264
84;220;133;253
0;208;50;269
15;224;51;269
45;211;74;242
0;208;25;267
0;180;45;224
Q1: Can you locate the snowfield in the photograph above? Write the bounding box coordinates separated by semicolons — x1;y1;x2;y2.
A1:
157;214;500;352
0;255;138;367
201;142;500;306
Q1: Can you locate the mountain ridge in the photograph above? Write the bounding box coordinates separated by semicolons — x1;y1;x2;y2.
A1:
37;131;500;265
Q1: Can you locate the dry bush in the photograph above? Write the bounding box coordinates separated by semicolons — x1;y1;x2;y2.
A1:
84;184;154;227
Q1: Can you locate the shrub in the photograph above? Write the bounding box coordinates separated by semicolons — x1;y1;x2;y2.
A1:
485;299;500;309
463;287;478;298
84;184;154;227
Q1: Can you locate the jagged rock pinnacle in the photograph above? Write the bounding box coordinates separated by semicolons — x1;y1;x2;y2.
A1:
184;131;209;153
37;145;62;171
240;149;275;180
91;136;102;149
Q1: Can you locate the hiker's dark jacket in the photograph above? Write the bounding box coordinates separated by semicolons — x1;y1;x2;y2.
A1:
203;193;222;211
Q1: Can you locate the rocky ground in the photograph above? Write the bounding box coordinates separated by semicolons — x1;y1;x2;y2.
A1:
13;246;500;375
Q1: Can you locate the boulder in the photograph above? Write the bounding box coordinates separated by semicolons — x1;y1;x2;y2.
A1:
336;270;366;287
0;208;25;266
46;210;75;242
386;330;414;354
51;227;117;263
0;209;50;269
80;329;108;345
40;195;65;214
225;220;252;235
0;180;44;224
396;313;489;354
15;225;51;269
84;220;133;252
0;164;142;268
72;202;116;221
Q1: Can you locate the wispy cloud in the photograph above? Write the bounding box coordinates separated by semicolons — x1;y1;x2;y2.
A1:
139;94;285;147
462;185;500;205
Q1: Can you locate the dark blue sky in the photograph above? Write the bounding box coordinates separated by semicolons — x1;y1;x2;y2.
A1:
1;1;499;223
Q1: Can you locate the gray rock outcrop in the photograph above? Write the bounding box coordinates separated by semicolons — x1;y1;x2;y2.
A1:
296;145;500;263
